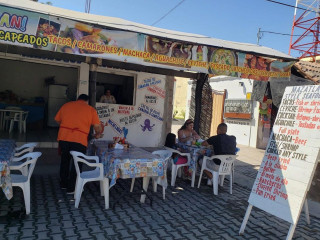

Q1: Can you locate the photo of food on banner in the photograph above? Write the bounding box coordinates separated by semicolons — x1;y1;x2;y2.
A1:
238;53;273;81
208;48;238;77
269;61;294;77
57;22;112;54
145;36;192;67
35;17;61;50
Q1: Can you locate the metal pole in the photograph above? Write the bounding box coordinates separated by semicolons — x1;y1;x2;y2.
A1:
257;28;261;45
314;4;320;57
289;0;300;55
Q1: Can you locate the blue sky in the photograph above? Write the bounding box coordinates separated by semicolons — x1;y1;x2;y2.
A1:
46;0;299;57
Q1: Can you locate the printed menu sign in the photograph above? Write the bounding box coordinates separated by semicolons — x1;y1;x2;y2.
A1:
248;85;320;224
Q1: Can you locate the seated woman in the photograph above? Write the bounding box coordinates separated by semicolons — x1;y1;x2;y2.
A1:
177;119;200;144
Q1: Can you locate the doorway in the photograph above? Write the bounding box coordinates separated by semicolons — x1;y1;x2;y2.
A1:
210;89;226;136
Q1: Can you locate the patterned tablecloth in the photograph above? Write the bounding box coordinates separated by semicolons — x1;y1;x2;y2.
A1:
92;141;165;188
0;139;15;200
177;143;213;172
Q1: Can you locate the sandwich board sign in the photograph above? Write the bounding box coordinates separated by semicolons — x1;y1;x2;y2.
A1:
239;85;320;240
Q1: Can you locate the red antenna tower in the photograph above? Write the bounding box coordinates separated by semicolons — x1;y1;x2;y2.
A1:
289;0;320;60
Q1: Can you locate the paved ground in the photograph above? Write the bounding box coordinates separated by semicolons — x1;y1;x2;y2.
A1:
1;147;320;239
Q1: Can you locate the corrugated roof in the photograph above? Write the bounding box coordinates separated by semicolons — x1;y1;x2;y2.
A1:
294;61;320;84
0;0;296;61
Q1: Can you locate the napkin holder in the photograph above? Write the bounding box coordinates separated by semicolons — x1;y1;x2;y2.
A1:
108;142;129;149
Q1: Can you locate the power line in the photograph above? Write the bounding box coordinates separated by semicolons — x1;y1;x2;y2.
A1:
261;30;313;36
265;0;318;14
151;0;186;26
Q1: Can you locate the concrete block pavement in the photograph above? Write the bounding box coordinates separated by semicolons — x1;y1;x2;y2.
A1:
1;146;320;239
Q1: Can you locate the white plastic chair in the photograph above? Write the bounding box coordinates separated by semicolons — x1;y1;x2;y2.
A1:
9;143;38;175
232;148;240;184
2;107;22;130
9;111;28;133
9;152;42;215
197;155;236;195
15;142;38;157
129;150;172;199
70;151;108;209
164;147;191;187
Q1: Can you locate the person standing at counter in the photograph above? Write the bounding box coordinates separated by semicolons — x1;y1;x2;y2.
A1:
55;94;103;194
100;89;116;104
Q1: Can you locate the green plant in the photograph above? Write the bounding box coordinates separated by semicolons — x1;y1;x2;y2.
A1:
173;109;178;118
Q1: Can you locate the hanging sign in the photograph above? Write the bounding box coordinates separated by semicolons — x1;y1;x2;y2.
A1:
240;85;320;240
0;4;294;80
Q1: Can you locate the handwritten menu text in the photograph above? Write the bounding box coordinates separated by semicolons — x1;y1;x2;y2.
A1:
249;85;320;224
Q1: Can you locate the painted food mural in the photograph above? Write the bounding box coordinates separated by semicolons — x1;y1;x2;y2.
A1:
209;49;237;77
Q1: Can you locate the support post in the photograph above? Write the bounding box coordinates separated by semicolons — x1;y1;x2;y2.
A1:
89;63;97;108
193;73;207;133
239;204;253;235
286;224;297;240
304;199;310;225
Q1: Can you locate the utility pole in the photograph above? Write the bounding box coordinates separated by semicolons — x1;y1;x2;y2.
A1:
257;28;261;45
85;0;91;13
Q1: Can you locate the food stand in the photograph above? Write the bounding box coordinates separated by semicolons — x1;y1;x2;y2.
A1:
0;0;296;146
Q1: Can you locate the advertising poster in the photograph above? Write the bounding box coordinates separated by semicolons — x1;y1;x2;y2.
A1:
0;5;293;81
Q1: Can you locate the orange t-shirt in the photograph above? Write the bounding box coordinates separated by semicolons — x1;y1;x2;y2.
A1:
55;100;100;147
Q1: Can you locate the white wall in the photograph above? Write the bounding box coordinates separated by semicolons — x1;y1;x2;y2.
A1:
208;76;258;147
97;72;167;147
209;76;253;99
0;58;79;101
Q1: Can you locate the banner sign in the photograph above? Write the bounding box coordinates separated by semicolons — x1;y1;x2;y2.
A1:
0;5;294;80
248;85;320;224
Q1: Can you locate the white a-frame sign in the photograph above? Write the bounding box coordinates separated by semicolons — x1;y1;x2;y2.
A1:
239;85;320;240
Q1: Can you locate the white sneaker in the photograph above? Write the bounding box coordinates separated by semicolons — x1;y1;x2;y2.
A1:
207;178;212;186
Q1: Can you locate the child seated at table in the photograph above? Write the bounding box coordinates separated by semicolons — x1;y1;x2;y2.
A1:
165;133;192;179
165;133;188;165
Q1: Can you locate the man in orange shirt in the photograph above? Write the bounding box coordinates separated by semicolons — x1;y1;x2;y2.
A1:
55;94;102;194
